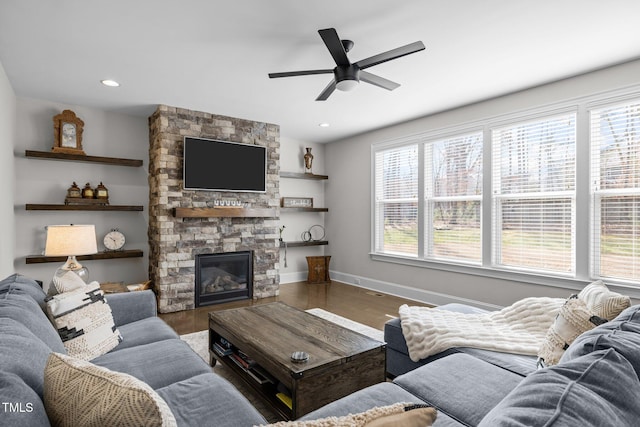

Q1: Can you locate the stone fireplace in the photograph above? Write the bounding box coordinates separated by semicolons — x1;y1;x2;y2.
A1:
148;105;280;313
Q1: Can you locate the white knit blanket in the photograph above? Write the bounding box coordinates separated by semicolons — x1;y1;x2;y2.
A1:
399;297;565;362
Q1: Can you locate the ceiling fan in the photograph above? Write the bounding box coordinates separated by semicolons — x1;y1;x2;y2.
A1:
268;28;425;101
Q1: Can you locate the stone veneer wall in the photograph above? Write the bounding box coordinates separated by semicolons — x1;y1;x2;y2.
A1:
148;105;280;313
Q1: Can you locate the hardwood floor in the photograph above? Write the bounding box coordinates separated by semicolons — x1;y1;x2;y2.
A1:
159;281;433;335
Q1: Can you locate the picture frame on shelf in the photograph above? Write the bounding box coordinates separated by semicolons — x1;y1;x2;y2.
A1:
281;197;313;208
52;109;85;155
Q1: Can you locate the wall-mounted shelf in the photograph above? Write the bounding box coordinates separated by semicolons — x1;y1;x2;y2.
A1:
281;207;328;213
173;207;278;218
26;204;144;212
26;249;144;264
25;150;143;167
280;171;328;180
282;241;328;248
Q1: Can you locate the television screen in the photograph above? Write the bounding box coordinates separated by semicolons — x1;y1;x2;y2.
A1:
183;137;267;192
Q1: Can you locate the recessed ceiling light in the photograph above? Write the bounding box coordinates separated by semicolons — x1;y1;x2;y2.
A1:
101;79;120;87
318;123;330;128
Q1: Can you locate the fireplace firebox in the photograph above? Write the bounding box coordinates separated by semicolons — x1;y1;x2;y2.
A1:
195;251;253;307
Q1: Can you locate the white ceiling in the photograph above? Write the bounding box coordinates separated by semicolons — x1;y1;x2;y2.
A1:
1;0;640;144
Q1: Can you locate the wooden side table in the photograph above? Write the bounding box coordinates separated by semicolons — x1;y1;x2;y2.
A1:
306;256;331;284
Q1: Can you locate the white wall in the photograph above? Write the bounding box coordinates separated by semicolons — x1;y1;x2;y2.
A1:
325;59;640;309
278;137;327;282
13;98;149;290
0;61;16;278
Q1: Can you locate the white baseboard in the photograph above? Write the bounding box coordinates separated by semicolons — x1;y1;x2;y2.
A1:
329;270;503;311
279;271;307;284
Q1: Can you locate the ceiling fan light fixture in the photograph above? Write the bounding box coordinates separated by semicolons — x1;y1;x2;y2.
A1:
334;65;360;91
336;79;359;92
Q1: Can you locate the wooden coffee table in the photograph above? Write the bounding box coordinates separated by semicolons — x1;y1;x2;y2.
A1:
208;302;386;420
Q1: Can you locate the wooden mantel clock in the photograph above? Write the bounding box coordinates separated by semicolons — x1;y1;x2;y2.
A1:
52;110;85;155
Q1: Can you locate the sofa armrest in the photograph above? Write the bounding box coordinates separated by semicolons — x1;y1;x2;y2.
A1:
105;290;157;326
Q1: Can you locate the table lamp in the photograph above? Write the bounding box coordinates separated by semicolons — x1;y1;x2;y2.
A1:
44;224;98;283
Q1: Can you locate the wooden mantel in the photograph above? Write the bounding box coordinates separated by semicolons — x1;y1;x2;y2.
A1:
172;207;278;218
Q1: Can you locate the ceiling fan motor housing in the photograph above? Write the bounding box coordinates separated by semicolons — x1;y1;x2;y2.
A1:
335;65;360;91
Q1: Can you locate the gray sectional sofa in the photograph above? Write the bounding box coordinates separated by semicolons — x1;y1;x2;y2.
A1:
0;274;267;427
300;302;640;426
4;271;640;426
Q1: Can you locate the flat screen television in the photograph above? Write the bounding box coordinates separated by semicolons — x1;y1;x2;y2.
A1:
183;137;267;192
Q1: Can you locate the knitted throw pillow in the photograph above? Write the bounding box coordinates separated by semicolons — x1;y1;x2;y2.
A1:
45;281;121;360
578;280;630;321
260;403;437;427
44;352;176;427
50;270;87;295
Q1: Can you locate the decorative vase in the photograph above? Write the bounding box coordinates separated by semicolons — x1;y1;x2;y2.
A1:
303;147;314;174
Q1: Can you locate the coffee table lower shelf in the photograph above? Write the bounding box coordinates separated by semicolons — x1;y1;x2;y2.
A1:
209;347;293;420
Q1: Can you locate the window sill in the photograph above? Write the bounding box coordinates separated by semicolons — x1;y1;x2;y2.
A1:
370;252;640;300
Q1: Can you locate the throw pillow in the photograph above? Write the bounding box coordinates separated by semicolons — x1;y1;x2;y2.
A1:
44;352;177;427
537;296;607;367
578;280;630;320
45;281;122;360
50;270;87;295
260;403;437;427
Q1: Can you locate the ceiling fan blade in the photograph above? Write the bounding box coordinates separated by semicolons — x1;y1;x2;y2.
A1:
355;41;425;70
268;69;333;78
318;28;351;67
315;79;336;101
359;71;400;91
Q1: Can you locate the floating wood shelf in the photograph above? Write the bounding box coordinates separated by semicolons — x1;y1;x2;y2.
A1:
279;171;328;180
173;207;278;218
281;241;329;247
25;150;143;167
26;204;144;211
26;249;144;264
281;207;328;213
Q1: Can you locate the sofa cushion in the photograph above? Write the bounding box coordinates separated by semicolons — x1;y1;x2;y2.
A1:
0;273;47;306
562;305;640;374
537;296;607;367
393;353;523;426
578;280;630;320
92;339;212;389
0;292;66;353
478;348;640;427
265;403;437;427
156;373;266;427
0;318;52;398
45;282;121;360
0;371;50;427
44;352;176;427
111;317;180;351
106;290;158;326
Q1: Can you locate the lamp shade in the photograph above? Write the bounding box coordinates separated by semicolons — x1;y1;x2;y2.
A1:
44;225;98;256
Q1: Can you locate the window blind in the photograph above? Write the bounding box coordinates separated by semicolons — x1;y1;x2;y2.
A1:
374;145;419;256
425;132;482;263
590;100;640;282
492;113;576;273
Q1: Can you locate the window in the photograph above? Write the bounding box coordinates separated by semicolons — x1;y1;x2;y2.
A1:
374;145;418;256
425;132;483;263
372;88;640;290
492;113;576;274
591;100;640;282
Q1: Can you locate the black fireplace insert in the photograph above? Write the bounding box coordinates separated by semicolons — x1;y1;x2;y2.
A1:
195;250;253;307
